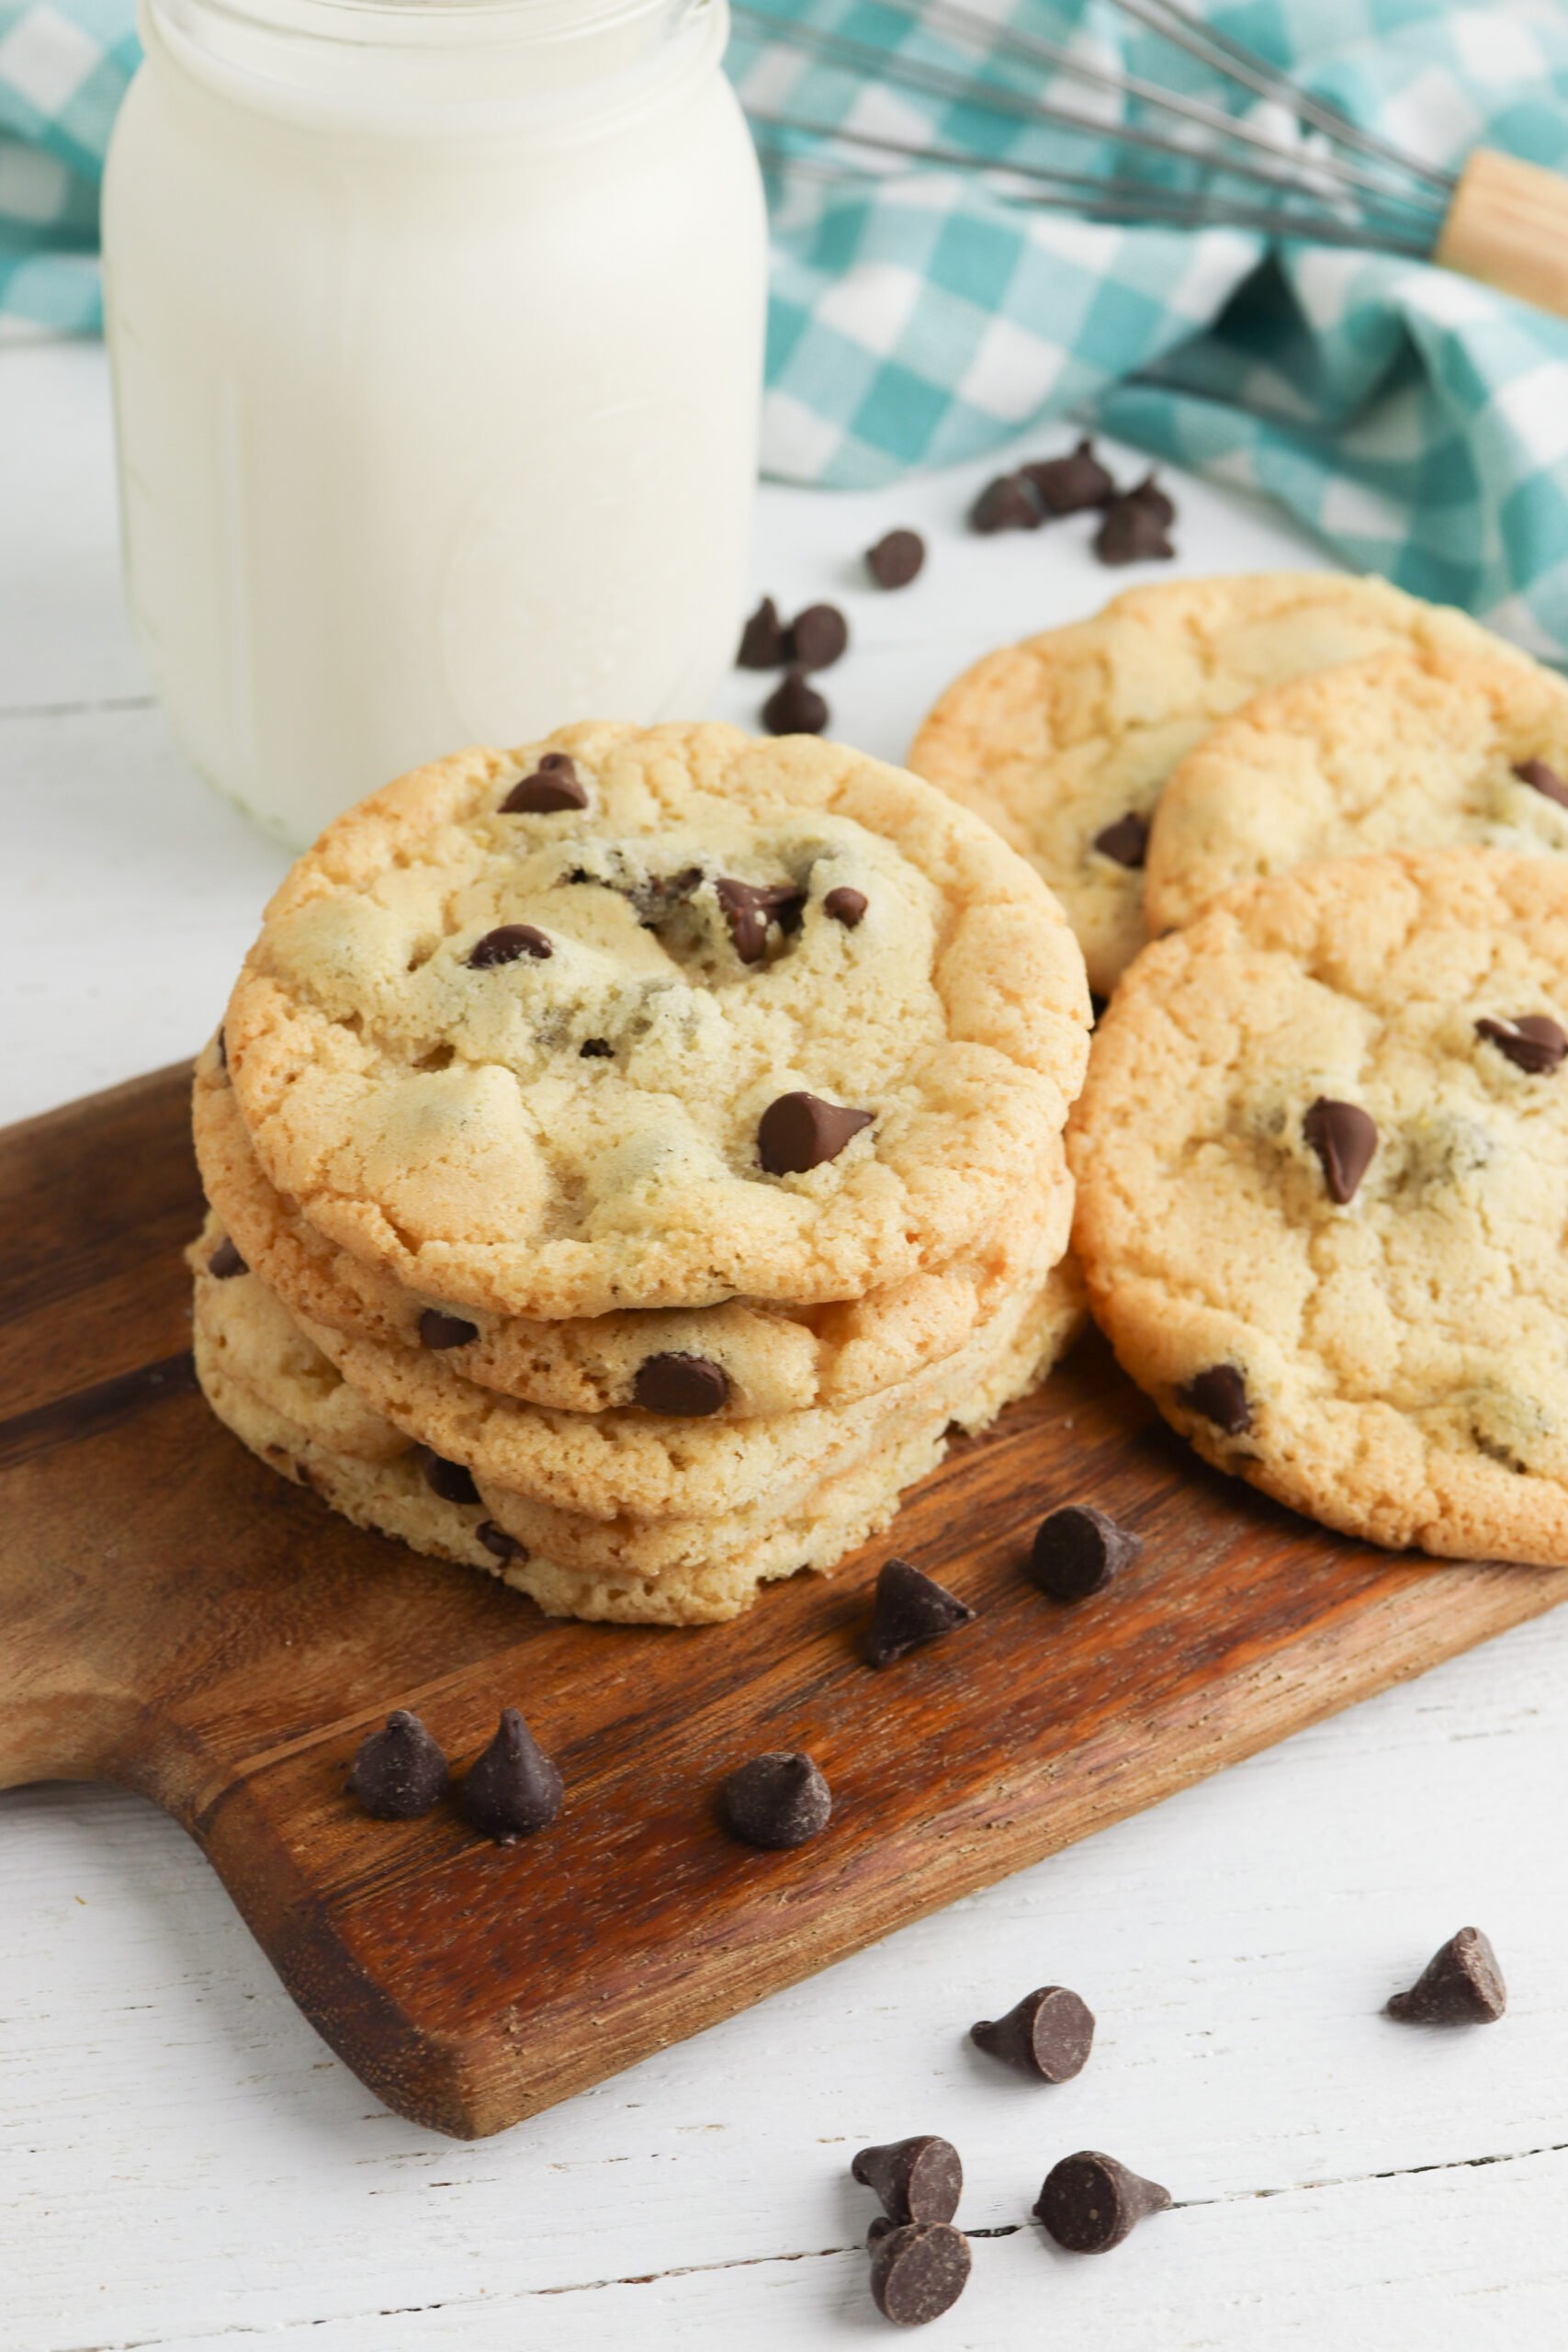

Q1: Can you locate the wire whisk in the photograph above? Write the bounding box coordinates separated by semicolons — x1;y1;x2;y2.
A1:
736;0;1568;317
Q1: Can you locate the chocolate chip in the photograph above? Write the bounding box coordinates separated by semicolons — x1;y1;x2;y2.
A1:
1034;2152;1171;2253
824;886;868;928
761;667;829;736
468;922;552;967
215;1025;228;1070
863;1556;975;1668
715;876;807;964
502;755;588;814
417;1444;480;1507
1476;1014;1568;1073
345;1709;449;1821
633;1351;731;1417
1513;756;1568;809
208;1236;246;1280
419;1307;478;1350
738;594;789;669
866;528;925;589
1386;1926;1506;2024
1021;437;1117;514
790;602;849;672
758;1091;873;1174
971;471;1043;533
460;1707;564;1844
1180;1363;1251;1435
1301;1096;1378;1204
867;2214;897;2248
1126;471;1177;526
852;2135;964;2225
1094;484;1176;566
580;1037;614;1057
971;1985;1096;2081
478;1520;525;1563
869;2222;971;2326
1092;811;1149;868
1031;1504;1142;1601
718;1750;830;1849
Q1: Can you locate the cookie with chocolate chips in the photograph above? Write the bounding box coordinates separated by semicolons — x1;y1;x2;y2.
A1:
909;573;1521;995
193;1068;1074;1419
1145;649;1568;934
190;1233;1089;1623
1070;848;1568;1563
220;722;1089;1321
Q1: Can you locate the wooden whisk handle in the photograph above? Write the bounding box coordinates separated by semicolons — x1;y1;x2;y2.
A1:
1437;147;1568;321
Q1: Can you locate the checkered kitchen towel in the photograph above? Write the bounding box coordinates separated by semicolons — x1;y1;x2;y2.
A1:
6;0;1568;655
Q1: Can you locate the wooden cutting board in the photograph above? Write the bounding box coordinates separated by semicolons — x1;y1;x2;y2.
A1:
5;1064;1566;2141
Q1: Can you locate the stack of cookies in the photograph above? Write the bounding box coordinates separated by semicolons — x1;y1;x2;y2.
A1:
190;721;1092;1623
912;569;1568;1566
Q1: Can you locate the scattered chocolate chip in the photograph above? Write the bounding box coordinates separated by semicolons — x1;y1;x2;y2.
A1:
461;1707;564;1844
852;2135;964;2226
1034;2152;1171;2253
971;1985;1096;2081
863;1556;975;1668
1126;471;1176;526
1092;811;1149;868
633;1351;731;1417
971;471;1043;533
758;1091;873;1175
824;886;868;928
579;1037;614;1057
866;528;925;589
715;876;807;964
419;1308;478;1350
1094;481;1176;566
478;1520;525;1563
215;1026;228;1070
1302;1096;1378;1204
417;1444;480;1507
345;1709;449;1821
468;922;552;967
1031;1504;1142;1601
501;755;588;814
718;1750;831;1849
869;2222;972;2326
1021;437;1117;514
738;594;789;669
1180;1363;1251;1435
1386;1926;1506;2024
1513;756;1568;810
761;667;829;736
208;1236;246;1280
1476;1014;1567;1074
790;602;849;672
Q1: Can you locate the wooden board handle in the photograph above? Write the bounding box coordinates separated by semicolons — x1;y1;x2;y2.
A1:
1437;146;1568;321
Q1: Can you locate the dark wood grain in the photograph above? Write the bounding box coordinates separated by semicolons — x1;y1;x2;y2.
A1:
4;1063;1566;2139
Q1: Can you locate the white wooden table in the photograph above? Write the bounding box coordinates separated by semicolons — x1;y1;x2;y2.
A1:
4;338;1567;2352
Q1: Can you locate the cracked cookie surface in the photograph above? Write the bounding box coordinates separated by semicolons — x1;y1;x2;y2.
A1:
195;1052;1072;1419
908;573;1515;995
1146;650;1568;933
1069;849;1568;1563
220;722;1089;1319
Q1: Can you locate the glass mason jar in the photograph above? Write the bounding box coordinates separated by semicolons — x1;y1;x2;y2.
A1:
103;0;766;843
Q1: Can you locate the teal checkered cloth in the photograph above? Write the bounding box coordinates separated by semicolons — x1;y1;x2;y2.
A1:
6;0;1568;654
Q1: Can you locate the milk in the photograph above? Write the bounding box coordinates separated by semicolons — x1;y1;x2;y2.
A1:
103;0;767;844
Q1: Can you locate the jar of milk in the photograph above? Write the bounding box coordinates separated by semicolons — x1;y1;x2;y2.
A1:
103;0;766;844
